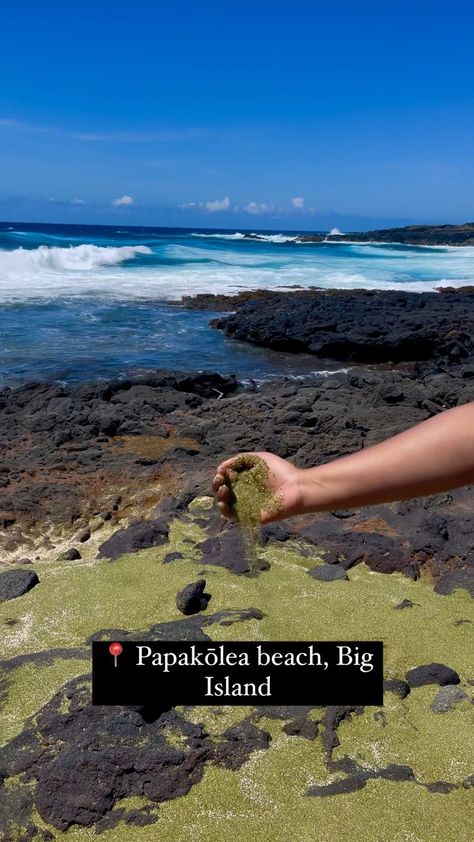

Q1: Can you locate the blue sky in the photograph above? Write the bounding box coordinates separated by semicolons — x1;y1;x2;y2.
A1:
1;0;474;230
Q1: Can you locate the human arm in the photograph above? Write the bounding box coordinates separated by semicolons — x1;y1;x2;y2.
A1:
212;402;474;523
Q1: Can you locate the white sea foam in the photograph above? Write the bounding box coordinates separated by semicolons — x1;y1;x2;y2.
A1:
0;238;473;304
248;233;299;243
191;231;298;243
0;244;150;277
191;232;247;240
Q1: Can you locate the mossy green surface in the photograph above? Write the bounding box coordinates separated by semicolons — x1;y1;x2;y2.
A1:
0;496;473;840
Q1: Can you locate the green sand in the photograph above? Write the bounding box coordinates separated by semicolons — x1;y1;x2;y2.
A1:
1;496;473;840
226;454;283;526
224;454;282;573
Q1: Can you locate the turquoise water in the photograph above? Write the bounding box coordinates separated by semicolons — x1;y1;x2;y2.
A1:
1;221;473;384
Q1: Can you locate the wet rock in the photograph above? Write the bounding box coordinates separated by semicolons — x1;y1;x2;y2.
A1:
0;568;40;601
307;564;348;582
176;579;211;615
406;663;460;688
430;684;469;713
58;547;81;561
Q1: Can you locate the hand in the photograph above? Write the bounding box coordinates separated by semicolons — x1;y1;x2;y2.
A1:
212;451;305;524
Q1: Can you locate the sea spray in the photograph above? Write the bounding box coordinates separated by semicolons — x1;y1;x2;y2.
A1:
225;454;283;575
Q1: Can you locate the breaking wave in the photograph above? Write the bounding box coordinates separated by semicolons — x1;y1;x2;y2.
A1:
192;231;298;243
0;244;151;278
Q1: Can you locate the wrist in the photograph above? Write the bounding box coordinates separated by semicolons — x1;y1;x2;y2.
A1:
296;464;349;514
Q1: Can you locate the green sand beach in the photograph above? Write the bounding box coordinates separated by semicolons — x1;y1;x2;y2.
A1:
1;493;473;841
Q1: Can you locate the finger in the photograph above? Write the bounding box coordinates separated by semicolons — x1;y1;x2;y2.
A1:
212;472;225;492
218;501;237;520
216;452;252;475
217;485;230;502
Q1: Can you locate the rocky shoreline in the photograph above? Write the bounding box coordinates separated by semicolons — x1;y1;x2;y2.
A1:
298;222;474;246
1;286;474;581
209;288;474;366
1;287;473;840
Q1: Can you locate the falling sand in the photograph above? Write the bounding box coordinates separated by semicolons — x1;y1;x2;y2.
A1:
224;454;283;575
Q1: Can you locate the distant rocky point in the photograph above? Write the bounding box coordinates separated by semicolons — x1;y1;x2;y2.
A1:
299;222;474;246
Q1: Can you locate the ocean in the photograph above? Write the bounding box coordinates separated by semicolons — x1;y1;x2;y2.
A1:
1;221;473;386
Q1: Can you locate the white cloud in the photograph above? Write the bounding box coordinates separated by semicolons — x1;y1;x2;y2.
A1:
178;197;231;212
73;128;203;142
205;196;230;212
243;201;273;215
112;195;134;207
291;196;305;209
47;197;86;207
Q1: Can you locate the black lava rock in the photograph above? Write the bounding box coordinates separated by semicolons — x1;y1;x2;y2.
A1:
163;551;184;564
58;548;82;561
394;599;415;609
212;289;474;367
406;663;460;688
0;569;40;601
383;679;410;699
98;518;169;560
176;580;210;615
434;569;474;598
307;564;348;581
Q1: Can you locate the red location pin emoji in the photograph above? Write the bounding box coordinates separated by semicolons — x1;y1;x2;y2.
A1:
109;641;123;667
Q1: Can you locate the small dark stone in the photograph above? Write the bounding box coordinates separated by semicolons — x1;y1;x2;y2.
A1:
176;580;210;615
164;551;184;564
16;557;33;565
256;558;270;571
430;684;469;713
425;781;456;793
73;528;91;543
307;564;348;581
0;569;40;601
58;548;82;561
383;679;410;699
406;663;460;688
331;510;356;519
394;599;415;609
